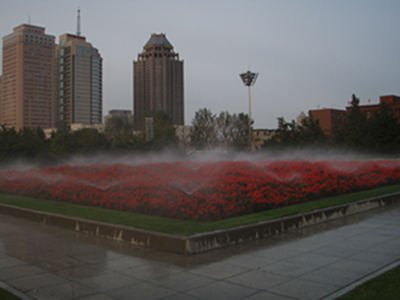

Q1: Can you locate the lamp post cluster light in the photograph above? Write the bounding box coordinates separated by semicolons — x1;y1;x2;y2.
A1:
239;70;258;151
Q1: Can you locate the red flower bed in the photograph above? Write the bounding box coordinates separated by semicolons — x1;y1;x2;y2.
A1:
0;160;399;221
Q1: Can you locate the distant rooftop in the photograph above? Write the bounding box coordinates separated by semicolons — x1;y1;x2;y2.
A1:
144;33;173;49
12;24;46;35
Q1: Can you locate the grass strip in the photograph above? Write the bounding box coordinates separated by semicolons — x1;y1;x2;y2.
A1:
335;264;400;300
0;184;400;236
0;288;21;300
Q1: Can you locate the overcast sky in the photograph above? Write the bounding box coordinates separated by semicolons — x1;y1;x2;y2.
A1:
1;0;399;128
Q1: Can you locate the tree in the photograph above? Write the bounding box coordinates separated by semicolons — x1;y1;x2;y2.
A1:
218;112;250;150
49;129;79;156
104;116;125;139
145;111;178;150
215;111;233;144
297;116;326;146
190;108;218;150
369;101;400;153
74;128;109;154
49;128;109;156
333;94;370;149
0;126;20;162
0;127;47;161
265;116;326;149
35;126;46;140
190;109;251;151
111;130;145;152
18;127;47;159
268;117;299;147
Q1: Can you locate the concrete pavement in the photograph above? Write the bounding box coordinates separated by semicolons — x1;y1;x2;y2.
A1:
0;203;399;300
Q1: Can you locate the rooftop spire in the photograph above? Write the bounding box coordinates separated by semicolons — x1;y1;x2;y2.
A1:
77;8;81;36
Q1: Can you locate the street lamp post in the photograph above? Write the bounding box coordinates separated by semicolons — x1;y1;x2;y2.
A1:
239;70;258;151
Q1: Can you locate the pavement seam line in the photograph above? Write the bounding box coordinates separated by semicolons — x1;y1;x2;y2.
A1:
320;258;400;300
0;279;35;300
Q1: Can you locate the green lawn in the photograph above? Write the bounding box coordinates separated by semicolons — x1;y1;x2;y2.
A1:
0;288;20;300
0;183;400;236
335;265;400;300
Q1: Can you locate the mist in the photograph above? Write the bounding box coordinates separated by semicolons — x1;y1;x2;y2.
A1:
0;146;393;173
63;147;393;168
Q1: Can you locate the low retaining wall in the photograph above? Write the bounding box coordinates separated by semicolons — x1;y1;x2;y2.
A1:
0;204;187;254
0;192;399;255
186;193;400;254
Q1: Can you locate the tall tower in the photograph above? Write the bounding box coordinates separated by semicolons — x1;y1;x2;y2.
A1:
54;26;102;128
133;33;184;130
1;24;55;130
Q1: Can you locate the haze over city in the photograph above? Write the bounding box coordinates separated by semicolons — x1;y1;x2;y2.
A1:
1;0;399;129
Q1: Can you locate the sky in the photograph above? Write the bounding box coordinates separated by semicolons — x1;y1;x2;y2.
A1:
1;0;399;129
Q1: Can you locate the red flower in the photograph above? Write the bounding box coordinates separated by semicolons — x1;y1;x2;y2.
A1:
1;160;400;221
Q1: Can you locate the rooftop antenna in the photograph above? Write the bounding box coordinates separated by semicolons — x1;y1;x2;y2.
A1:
77;8;81;36
28;13;31;25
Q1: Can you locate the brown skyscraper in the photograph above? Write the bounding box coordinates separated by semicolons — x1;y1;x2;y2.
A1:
133;33;184;130
1;24;55;130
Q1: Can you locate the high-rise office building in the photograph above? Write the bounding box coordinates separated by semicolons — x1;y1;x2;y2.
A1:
1;24;55;130
133;33;184;130
54;33;102;128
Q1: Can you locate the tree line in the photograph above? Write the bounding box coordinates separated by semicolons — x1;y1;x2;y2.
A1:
265;94;400;154
0;108;251;164
0;111;180;165
1;94;399;164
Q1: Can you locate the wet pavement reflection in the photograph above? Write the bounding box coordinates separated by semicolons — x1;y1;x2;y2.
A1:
0;203;399;299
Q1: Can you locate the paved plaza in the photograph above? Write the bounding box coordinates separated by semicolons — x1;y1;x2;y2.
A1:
0;203;399;300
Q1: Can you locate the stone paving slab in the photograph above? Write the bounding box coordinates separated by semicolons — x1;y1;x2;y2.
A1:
0;203;399;299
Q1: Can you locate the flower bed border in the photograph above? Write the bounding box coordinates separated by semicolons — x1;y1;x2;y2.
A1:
0;192;399;255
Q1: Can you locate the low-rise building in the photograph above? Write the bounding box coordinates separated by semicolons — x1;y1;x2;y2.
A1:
253;129;276;149
309;95;400;136
43;123;105;139
347;95;400;120
104;109;133;127
309;108;347;136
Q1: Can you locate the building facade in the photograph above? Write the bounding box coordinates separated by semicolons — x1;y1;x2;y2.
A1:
133;33;184;130
104;109;133;127
253;129;276;149
348;95;400;120
54;33;102;129
309;108;347;136
309;95;400;136
1;24;55;130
